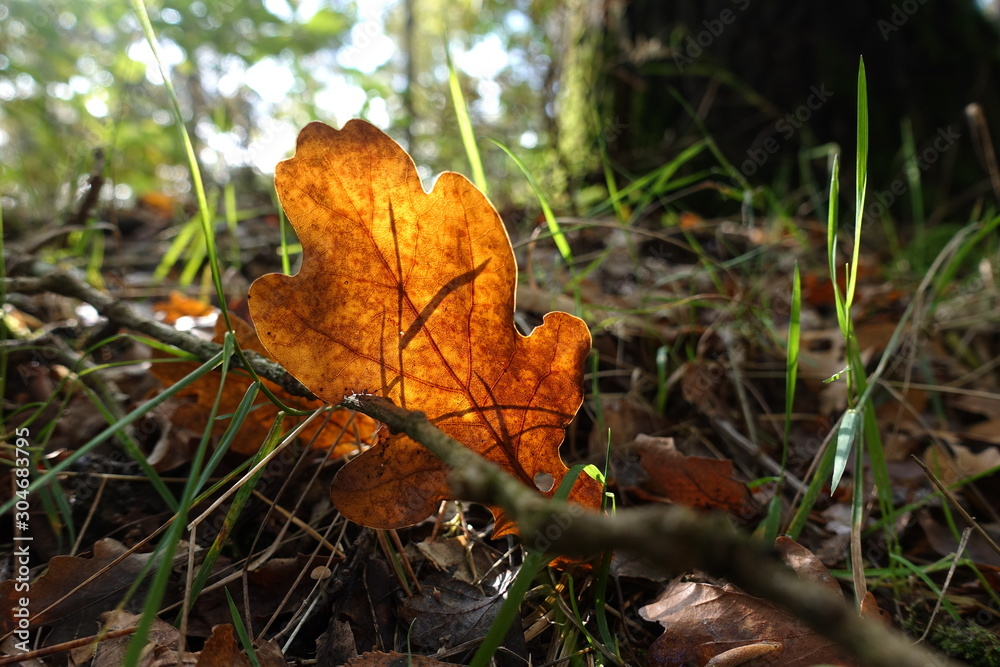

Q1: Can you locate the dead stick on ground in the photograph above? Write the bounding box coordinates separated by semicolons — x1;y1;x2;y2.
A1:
343;394;965;667
4;266;314;399
0;627;137;666
5;265;965;667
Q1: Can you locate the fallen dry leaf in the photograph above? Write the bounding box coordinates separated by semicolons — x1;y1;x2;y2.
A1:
411;534;496;585
400;572;505;648
924;441;1000;485
962;418;1000;445
619;435;752;516
640;537;882;666
195;625;251;667
150;315;375;464
344;652;458;667
641;581;845;666
248;119;602;534
0;539;172;643
87;610;188;667
184;553;343;637
81;615;287;667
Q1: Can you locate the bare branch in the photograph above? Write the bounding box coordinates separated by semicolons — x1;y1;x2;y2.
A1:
4;266;315;399
343;394;965;667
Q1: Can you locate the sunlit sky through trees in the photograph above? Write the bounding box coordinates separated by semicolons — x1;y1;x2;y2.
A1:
0;0;558;219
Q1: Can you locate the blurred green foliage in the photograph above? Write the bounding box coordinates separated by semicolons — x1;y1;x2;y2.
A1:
1;0;348;225
0;0;593;232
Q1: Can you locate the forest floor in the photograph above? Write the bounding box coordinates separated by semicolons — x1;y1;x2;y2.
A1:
3;167;1000;667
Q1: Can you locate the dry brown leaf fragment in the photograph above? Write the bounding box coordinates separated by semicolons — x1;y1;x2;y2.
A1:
641;580;857;666
400;572;504;648
0;539;163;640
774;535;840;594
344;651;458;667
248;119;602;534
88;610;187;667
623;435;752;516
195;624;252;667
641;537;882;667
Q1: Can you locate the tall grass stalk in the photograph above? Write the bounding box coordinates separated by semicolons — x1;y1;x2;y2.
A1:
445;43;487;195
130;0;230;329
120;333;244;662
469;466;592;667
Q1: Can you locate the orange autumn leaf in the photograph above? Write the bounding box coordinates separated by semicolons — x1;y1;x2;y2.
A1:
248;120;602;535
153;290;216;324
151;315;374;463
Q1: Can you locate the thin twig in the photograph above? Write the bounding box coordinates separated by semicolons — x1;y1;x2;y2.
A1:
4;265;315;399
67;148;106;228
0;626;136;666
913;455;1000;560
918;527;972;644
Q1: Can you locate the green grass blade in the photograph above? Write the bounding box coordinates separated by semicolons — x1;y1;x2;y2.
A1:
784;262;802;453
846;58;869;309
667;87;751;192
122;333;236;664
592;435;618;657
275;191;292;275
490;138;573;265
187;409;283;609
887;553;962;622
601;150;627;223
0;201;7;427
469;466;590;667
627;141;709;226
831;408;860;492
0;350;225;516
934;214;1000;293
586;145;708;219
179;230;208;287
193;382;261;494
74;381;177;509
154;213;200;281
445;43;487;195
130;0;231;330
764;263;801;542
826;153;844;324
225;588;261;667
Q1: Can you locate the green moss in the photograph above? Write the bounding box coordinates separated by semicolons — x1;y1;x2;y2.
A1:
903;614;1000;667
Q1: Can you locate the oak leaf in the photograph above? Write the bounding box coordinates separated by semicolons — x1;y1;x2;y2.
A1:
0;539;172;643
400;572;505;648
248;119;601;534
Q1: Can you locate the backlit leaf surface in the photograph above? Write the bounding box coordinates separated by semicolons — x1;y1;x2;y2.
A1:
151;315;374;461
248;120;601;534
